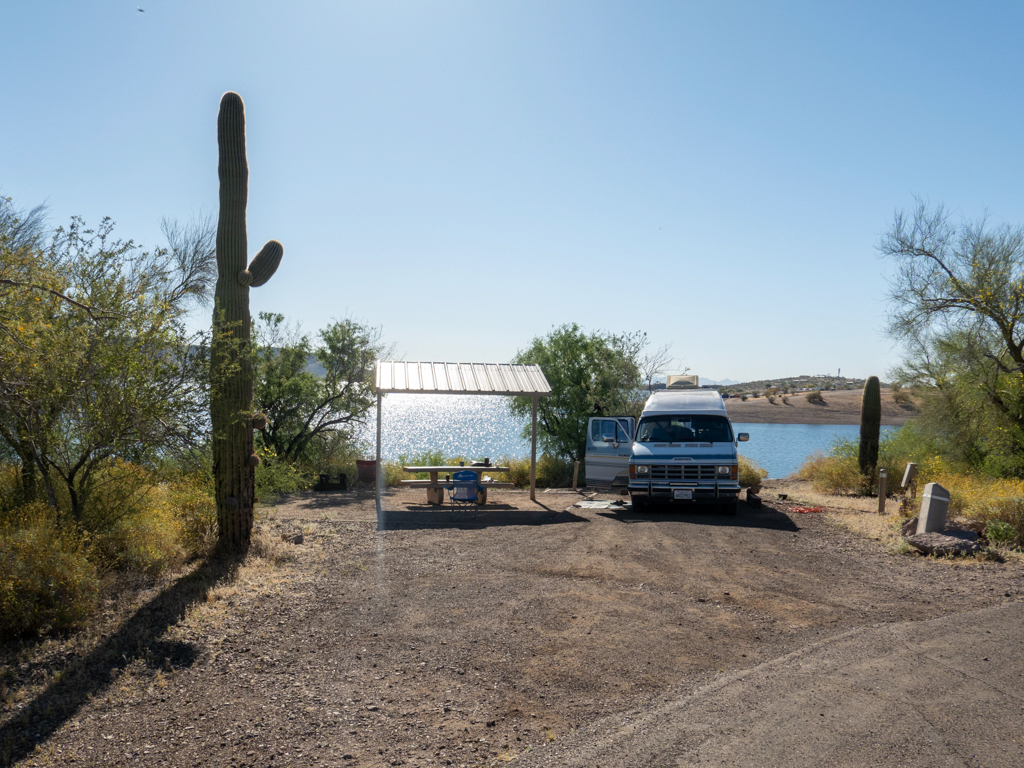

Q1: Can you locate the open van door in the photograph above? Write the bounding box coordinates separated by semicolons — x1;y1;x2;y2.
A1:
585;416;635;485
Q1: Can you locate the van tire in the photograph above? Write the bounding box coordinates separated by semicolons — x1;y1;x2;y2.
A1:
630;495;647;512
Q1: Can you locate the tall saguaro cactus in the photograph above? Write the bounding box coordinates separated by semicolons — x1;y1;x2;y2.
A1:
210;92;283;554
859;376;881;479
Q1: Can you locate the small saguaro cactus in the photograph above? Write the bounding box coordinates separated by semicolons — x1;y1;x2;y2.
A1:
859;376;881;479
210;92;283;554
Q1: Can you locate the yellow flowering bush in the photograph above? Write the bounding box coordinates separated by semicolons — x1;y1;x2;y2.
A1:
0;502;99;639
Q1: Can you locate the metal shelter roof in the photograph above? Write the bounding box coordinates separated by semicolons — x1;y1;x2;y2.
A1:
376;361;551;397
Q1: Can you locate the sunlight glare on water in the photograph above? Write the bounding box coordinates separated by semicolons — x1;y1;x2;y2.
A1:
361;394;530;460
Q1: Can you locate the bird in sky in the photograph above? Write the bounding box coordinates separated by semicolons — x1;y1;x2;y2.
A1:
137;6;145;11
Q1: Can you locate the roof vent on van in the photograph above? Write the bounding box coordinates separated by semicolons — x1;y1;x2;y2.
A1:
666;374;699;389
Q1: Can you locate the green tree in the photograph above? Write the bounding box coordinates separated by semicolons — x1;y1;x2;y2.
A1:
881;201;1024;475
0;211;214;520
508;324;643;462
253;313;390;466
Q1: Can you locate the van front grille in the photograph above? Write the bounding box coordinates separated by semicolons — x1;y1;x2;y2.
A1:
649;464;718;481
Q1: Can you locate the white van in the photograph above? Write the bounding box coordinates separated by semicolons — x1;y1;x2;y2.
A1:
586;378;749;513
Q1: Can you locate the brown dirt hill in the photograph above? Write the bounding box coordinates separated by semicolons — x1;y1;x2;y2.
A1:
723;387;916;426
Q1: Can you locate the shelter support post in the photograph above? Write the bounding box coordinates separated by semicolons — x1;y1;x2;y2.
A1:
375;391;382;520
530;395;538;502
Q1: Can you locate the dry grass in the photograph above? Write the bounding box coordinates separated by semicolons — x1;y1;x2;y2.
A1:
825;510;905;547
764;479;899;515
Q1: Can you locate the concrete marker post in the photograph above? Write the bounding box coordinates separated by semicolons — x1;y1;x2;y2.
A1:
916;483;950;534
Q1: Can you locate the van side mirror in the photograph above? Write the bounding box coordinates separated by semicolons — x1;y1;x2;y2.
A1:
737;433;749;442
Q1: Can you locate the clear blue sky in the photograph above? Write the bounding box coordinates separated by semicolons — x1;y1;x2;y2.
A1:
4;1;1023;383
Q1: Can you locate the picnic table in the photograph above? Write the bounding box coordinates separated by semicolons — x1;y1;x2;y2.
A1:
401;464;514;505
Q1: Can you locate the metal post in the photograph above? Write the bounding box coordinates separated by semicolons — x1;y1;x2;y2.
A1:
375;391;383;521
530;395;538;502
877;468;887;515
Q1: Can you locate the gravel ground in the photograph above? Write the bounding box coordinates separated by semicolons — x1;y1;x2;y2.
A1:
2;486;1022;768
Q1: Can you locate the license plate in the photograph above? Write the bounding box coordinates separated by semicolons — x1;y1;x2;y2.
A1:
673;489;693;500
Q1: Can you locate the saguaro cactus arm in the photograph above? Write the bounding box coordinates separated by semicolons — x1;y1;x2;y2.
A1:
239;239;284;287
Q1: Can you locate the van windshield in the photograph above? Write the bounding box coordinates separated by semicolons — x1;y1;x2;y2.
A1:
636;415;733;443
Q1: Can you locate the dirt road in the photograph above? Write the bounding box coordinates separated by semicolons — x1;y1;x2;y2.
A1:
3;489;1022;767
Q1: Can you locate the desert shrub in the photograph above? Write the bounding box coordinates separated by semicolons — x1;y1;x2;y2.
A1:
84;470;192;576
796;450;865;495
740;394;748;402
380;459;407;488
781;395;789;405
805;390;824;403
255;446;310;500
738;456;768;490
797;426;939;496
77;459;157;534
923;469;1024;515
873;424;939;488
537;453;576;487
984;519;1021;548
89;498;185;577
499;454;577;488
0;503;99;638
167;473;218;559
503;456;531;487
766;394;776;404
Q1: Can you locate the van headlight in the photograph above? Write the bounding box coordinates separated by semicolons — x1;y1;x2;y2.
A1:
717;465;731;476
635;465;649;475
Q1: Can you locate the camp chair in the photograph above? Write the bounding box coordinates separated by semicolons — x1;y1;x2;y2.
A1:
355;460;376;496
448;469;480;521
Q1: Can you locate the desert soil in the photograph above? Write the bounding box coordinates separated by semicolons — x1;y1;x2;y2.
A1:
3;484;1022;768
724;387;916;425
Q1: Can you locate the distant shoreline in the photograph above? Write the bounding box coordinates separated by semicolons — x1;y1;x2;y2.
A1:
723;387;916;426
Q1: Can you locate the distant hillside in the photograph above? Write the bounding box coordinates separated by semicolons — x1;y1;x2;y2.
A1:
717;375;888;394
723;387;917;426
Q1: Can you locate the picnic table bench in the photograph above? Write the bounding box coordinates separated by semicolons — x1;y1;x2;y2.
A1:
401;465;514;505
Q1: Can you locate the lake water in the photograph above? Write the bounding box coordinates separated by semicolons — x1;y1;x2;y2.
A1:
359;394;897;478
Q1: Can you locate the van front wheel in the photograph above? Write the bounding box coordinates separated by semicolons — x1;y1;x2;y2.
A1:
630;495;647;512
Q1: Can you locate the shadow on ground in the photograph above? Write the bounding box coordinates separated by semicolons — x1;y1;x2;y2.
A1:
596;501;800;532
0;557;239;767
378;503;587;530
263;490;375;511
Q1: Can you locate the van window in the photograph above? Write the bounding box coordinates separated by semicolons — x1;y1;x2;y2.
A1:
591;419;630;442
636;415;733;443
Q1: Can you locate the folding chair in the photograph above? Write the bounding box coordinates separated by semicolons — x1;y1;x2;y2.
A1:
355;460;376;496
448;470;480;521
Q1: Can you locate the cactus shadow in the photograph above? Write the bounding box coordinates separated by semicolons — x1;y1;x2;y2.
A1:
0;556;239;766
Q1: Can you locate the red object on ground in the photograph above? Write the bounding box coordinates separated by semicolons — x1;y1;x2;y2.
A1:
789;506;825;514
